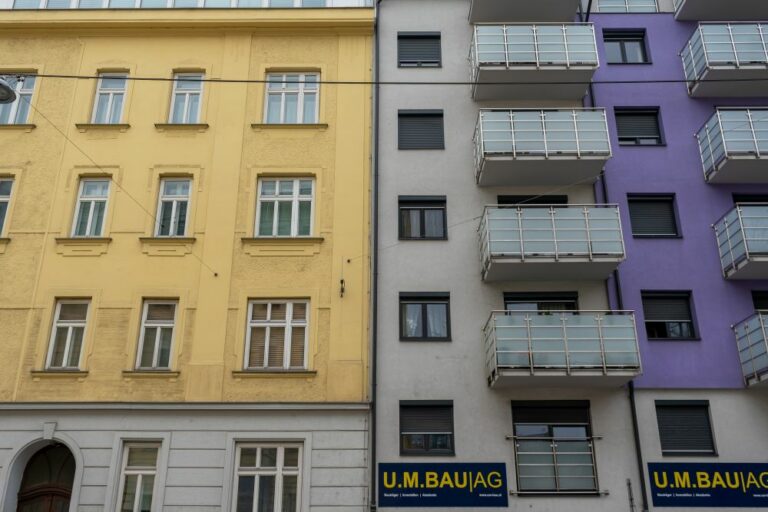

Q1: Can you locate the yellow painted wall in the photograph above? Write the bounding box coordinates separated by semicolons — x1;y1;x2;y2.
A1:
0;9;373;403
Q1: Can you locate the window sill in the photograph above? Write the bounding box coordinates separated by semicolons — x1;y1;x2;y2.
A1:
75;123;130;133
30;370;89;379
0;124;36;132
54;237;112;257
251;123;328;130
139;237;196;257
154;123;209;132
400;338;452;343
0;237;9;254
241;237;324;257
122;370;180;379
232;370;317;379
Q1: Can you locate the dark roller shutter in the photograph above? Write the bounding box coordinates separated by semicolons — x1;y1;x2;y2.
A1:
511;402;591;425
627;197;678;236
753;291;768;310
400;403;453;433
398;33;442;67
615;110;661;144
641;294;692;322
398;110;445;150
656;403;715;455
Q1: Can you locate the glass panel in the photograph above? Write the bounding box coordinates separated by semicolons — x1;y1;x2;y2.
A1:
278;180;294;195
424;209;444;238
139;474;154;512
158;202;173;236
605;41;623;63
261;447;277;467
284;94;298;123
258;475;276;512
261;180;277;196
290;326;305;367
140;327;157;367
297;201;311;236
267;94;282;123
240;448;258;467
236;476;255;512
110;94;124;123
74;202;92;236
140;0;167;7
251;303;269;321
187;94;200;123
271;303;286;321
259;201;276;236
175;201;188;236
120;474;138;512
284;447;299;467
147;303;175;321
249;327;266;367
94;94;109;123
426;303;448;338
292;302;307;320
429;434;452;451
282;475;298;512
90;201;106;235
59;303;88;321
171;94;186;123
401;209;421;238
267;327;285;367
0;202;7;232
50;328;68;367
303;93;316;123
277;201;292;236
0;180;11;197
158;328;173;367
402;303;423;338
127;446;158;467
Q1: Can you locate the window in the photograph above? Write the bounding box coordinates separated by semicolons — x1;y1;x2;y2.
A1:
398;32;442;67
117;443;159;512
136;301;177;370
72;179;110;237
604;30;648;64
169;73;203;124
656;401;715;456
504;292;578;313
400;401;454;455
398;110;444;150
512;402;597;493
399;293;450;341
593;0;658;12
92;74;127;124
642;291;696;340
497;195;568;206
155;179;190;237
0;75;35;125
245;300;308;370
264;73;319;124
256;178;314;237
46;300;89;370
233;445;301;512
0;179;12;236
615;108;662;145
753;291;768;311
627;195;678;237
398;196;446;240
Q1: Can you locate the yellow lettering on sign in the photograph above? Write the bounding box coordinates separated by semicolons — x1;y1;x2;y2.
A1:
674;472;690;489
654;471;669;489
473;472;488;489
712;472;726;489
403;472;419;489
425;472;439;489
725;472;741;490
440;472;455;488
488;472;503;489
746;472;760;490
759;472;768;488
696;472;712;489
383;472;397;489
453;472;468;489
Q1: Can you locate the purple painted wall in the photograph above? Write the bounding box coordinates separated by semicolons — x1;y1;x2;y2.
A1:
591;14;768;389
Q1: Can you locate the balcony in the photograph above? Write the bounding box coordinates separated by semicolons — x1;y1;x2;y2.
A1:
696;109;768;183
6;0;370;8
469;0;580;24
734;312;768;387
484;310;641;388
479;205;625;281
470;24;599;101
715;205;768;279
474;109;611;187
674;0;768;22
682;24;768;97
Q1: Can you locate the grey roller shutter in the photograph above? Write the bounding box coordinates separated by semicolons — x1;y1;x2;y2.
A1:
398;110;445;150
398;33;442;67
616;110;661;144
656;403;715;455
628;197;678;236
641;294;692;322
400;403;453;433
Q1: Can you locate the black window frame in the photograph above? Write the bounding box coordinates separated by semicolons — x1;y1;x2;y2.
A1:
615;107;664;146
641;291;698;341
399;292;451;342
397;32;442;68
603;29;650;65
399;400;455;456
753;291;768;311
655;401;717;457
398;196;447;241
398;110;445;150
626;194;680;238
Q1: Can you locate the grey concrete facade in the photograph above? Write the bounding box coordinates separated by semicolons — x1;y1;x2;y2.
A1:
0;405;369;512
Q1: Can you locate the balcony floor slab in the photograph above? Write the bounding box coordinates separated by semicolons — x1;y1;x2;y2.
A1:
489;370;640;388
483;259;622;281
477;157;607;187
675;0;768;21
469;0;580;23
690;68;768;98
726;257;768;280
707;157;768;183
472;67;594;101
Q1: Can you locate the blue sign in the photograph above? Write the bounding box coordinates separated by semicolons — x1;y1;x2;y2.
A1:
379;463;508;508
649;463;768;508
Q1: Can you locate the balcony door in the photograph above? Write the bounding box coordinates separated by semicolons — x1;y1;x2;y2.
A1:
16;444;75;512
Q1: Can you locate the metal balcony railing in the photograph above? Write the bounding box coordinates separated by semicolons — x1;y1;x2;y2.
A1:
593;0;657;13
8;0;370;8
733;312;768;387
714;204;768;278
484;310;640;379
479;205;625;271
469;23;599;80
682;23;768;88
696;109;768;181
513;435;599;493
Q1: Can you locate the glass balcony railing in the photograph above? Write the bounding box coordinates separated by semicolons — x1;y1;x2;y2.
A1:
734;312;768;387
484;310;640;385
479;205;625;273
681;24;768;96
8;0;370;8
696;109;768;182
593;0;658;13
715;205;768;279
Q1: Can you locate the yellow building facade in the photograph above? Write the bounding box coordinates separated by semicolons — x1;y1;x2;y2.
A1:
0;5;373;512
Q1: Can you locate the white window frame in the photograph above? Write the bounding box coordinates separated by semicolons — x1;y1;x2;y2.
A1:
255;178;314;238
45;299;90;370
154;178;191;237
135;300;178;370
115;442;161;512
245;300;309;370
0;75;35;125
263;73;320;124
91;73;127;124
0;178;13;237
71;178;110;237
232;444;303;512
168;73;204;124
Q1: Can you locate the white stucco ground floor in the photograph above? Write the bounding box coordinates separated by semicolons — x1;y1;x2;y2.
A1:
0;403;370;512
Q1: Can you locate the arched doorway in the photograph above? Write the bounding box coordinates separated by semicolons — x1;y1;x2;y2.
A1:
16;443;75;512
